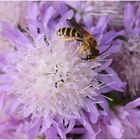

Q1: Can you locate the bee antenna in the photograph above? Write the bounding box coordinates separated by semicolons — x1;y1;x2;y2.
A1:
99;35;128;56
99;43;112;56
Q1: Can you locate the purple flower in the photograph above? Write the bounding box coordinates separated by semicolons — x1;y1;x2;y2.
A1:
112;2;140;97
0;118;27;139
0;2;125;139
82;98;140;139
0;1;28;28
0;95;27;139
65;1;126;29
92;111;124;139
115;98;140;138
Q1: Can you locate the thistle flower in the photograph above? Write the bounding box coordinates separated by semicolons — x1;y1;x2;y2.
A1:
112;3;140;97
0;2;125;138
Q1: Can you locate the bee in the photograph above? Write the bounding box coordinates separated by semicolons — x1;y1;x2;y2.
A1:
57;19;99;60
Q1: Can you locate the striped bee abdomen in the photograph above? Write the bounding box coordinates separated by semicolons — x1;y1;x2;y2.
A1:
57;28;82;39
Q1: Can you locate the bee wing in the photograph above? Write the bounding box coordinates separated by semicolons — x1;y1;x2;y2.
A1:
66;18;86;36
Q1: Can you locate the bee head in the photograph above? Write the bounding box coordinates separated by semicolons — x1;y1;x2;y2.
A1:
89;39;99;59
81;49;99;60
89;48;99;59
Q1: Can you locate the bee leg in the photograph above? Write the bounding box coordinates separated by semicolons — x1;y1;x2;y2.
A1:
64;37;82;42
87;49;91;56
64;37;77;41
79;46;84;55
79;45;87;56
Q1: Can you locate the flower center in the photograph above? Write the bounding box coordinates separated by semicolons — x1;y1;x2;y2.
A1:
9;35;101;119
44;63;69;88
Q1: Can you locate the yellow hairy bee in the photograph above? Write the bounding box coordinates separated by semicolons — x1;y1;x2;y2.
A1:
57;19;99;60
